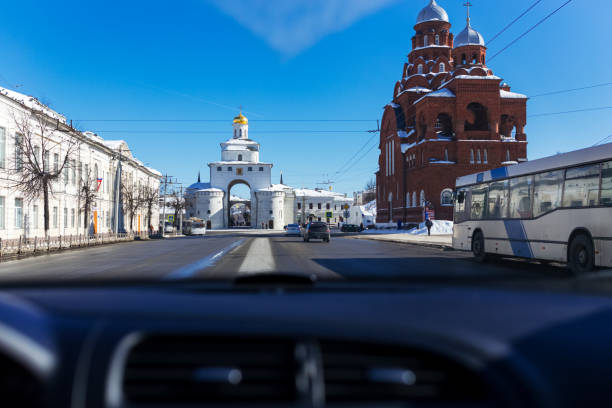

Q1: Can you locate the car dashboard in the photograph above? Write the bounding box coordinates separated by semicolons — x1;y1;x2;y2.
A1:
1;282;612;408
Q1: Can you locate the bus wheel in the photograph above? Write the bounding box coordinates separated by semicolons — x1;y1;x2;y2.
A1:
472;231;488;263
569;234;594;275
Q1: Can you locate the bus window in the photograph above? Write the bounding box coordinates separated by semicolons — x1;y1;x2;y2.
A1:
563;164;600;207
470;184;487;220
533;170;564;216
509;176;533;219
487;180;509;219
454;187;469;222
601;161;612;206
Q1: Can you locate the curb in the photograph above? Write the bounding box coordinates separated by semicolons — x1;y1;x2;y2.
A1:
347;235;453;250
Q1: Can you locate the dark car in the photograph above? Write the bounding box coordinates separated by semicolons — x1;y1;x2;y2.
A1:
303;222;330;242
341;224;361;232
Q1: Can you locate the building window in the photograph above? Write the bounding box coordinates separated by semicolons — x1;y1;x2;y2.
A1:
412;192;417;207
53;153;59;172
236;168;243;176
64;165;69;184
420;190;426;207
326;203;330;210
15;133;23;171
484;149;488;164
317;203;322;209
439;62;445;72
227;167;232;171
444;148;449;161
417;64;423;74
238;154;243;161
435;34;440;45
269;210;273;215
470;149;474;164
423;35;428;46
297;203;301;210
32;205;38;229
217;167;222;171
207;210;211;214
309;203;313;209
441;189;453;206
64;207;68;228
15;198;23;229
259;167;264;171
71;160;76;185
477;149;481;163
71;209;75;228
0;127;5;169
318;217;321;222
406;193;411;207
506;150;511;161
334;205;337;210
53;207;58;228
248;167;252;171
0;197;4;229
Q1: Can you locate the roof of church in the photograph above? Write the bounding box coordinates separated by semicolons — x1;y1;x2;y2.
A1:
454;21;486;47
416;0;449;24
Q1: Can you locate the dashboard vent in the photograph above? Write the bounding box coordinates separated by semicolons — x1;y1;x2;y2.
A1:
320;341;488;403
122;336;297;405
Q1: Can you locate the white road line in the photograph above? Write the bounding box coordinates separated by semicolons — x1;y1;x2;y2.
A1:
164;239;246;280
238;238;276;274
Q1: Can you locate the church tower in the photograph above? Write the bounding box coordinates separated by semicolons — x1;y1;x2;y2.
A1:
232;111;248;139
452;3;488;68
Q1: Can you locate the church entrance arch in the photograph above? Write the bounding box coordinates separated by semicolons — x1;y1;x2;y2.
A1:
227;179;252;228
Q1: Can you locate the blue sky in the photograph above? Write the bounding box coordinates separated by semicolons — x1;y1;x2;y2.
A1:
0;0;610;198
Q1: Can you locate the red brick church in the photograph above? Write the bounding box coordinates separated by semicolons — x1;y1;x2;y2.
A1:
376;0;527;223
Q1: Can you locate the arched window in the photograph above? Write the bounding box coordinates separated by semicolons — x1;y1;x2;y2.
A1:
477;149;481;163
435;113;453;136
472;54;477;64
418;64;424;74
439;62;445;72
444;148;449;161
412;192;417;208
465;102;489;131
420;190;426;207
424;35;429;46
441;189;453;206
234;129;237;138
238;154;243;161
470;149;474;164
506;150;511;162
484;149;488;164
435;34;440;45
461;54;467;64
406;193;411;208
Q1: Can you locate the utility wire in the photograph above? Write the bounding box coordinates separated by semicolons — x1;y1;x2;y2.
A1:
77;119;376;123
487;0;543;45
335;141;380;182
592;133;612;147
92;130;371;134
334;134;378;175
488;0;573;62
529;106;612;118
530;82;612;98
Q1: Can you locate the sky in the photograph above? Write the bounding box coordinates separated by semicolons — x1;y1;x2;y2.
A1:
0;0;610;198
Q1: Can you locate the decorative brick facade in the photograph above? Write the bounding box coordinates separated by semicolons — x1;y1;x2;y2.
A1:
376;0;528;223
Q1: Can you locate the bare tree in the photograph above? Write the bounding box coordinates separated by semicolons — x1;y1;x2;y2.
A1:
140;185;159;233
363;178;376;203
6;111;79;236
79;167;98;235
121;174;141;232
168;192;185;229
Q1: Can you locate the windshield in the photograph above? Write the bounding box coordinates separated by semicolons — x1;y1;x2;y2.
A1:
0;0;610;294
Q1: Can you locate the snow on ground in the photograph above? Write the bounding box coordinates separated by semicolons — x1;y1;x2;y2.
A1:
362;220;453;235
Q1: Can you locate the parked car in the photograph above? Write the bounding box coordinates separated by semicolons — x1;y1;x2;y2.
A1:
341;224;361;232
303;222;330;243
285;224;302;236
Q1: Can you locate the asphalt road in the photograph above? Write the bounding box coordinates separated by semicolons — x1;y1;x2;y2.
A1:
1;231;611;295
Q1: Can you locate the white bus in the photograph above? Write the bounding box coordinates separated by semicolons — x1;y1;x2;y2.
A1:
453;142;612;274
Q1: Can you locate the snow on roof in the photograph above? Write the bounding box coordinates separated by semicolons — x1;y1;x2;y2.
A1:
398;129;415;139
222;138;258;145
146;167;162;177
406;87;431;93
258;184;292;192
454;74;502;80
412;45;450;51
209;161;272;166
187;182;211;190
101;140;126;150
387;102;400;108
414;88;455;104
0;86;67;123
294;188;349;199
500;90;528;99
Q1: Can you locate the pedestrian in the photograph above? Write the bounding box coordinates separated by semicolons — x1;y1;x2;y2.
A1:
397;219;402;230
360;222;364;231
425;210;433;236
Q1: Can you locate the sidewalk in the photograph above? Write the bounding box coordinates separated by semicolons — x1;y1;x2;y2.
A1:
349;233;453;248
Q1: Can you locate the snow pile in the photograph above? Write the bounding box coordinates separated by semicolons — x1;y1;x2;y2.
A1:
407;220;453;235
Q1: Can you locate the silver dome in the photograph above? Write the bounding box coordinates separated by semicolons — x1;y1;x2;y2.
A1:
454;22;485;47
416;0;449;24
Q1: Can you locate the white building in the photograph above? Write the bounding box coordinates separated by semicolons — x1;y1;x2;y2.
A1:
0;86;161;240
185;113;352;229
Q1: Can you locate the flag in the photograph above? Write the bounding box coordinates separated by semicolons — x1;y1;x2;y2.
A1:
97;178;103;191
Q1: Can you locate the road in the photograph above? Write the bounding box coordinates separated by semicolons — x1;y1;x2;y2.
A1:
1;230;611;294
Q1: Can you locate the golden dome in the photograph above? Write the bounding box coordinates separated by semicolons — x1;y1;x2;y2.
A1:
233;112;248;125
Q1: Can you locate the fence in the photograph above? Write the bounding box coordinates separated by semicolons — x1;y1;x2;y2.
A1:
0;231;150;260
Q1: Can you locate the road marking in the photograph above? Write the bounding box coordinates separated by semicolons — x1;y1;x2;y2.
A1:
238;238;276;274
164;239;246;280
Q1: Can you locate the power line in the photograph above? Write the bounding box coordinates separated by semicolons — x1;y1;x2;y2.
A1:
487;0;543;45
592;133;612;147
92;130;371;134
529;106;612;118
488;0;573;62
335;141;379;182
530;82;612;98
76;119;376;123
334;133;378;174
